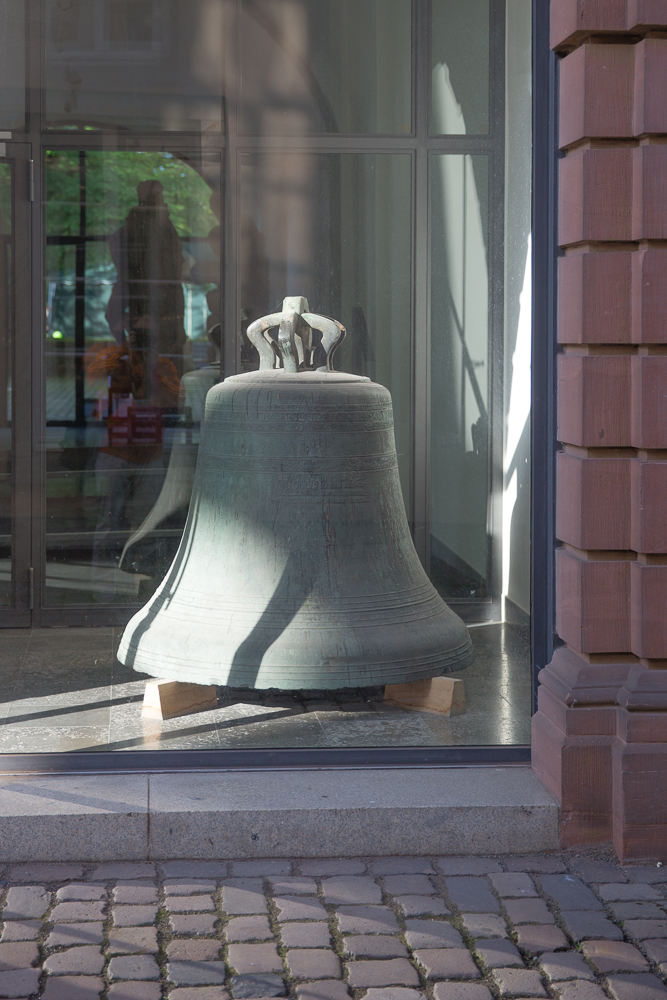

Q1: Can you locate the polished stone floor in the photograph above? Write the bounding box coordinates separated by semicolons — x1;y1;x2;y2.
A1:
0;622;531;752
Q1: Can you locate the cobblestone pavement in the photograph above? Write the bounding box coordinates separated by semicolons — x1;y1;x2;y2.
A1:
1;852;667;999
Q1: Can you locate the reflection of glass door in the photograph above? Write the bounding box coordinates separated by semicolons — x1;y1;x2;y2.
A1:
36;148;221;623
0;142;32;625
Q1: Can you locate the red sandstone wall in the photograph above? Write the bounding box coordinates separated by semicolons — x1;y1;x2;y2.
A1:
534;0;667;859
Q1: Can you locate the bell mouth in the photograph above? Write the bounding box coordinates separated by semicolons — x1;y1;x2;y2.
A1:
224;370;372;385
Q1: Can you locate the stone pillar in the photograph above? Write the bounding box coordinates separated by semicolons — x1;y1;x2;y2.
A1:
533;0;667;859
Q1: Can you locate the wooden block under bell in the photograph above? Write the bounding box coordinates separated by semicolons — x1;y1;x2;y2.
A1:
384;676;466;716
142;679;218;721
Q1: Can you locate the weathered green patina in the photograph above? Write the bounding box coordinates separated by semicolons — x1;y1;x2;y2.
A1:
118;299;473;689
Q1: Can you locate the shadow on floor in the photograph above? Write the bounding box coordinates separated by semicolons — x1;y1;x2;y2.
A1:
0;622;531;752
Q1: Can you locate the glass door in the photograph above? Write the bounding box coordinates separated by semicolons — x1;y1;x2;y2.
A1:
0;141;32;626
34;146;222;624
0;0;535;758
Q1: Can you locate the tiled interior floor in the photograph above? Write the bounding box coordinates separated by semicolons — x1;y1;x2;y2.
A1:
0;622;531;752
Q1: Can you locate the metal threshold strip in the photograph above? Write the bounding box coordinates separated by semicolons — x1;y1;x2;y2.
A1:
0;745;531;775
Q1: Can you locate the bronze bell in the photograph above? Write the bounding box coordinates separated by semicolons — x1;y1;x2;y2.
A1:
118;297;473;689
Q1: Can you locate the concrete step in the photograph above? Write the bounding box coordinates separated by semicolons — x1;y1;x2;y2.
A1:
0;766;559;861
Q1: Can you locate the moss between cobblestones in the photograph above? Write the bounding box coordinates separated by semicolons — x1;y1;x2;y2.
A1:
1;852;667;999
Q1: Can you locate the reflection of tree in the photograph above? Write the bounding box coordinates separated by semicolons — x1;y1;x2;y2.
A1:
45;150;217;239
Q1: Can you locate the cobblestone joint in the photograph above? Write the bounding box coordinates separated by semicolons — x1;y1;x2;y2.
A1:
0;852;666;998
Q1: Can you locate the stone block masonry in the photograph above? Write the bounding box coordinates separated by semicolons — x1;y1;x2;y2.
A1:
534;0;667;860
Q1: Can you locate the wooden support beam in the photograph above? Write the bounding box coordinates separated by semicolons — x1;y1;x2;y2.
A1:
142;680;218;721
384;676;466;716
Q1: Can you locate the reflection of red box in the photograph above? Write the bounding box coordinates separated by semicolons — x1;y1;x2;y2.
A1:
107;407;162;448
130;407;163;445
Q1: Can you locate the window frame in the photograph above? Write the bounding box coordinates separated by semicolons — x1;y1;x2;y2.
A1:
0;0;554;769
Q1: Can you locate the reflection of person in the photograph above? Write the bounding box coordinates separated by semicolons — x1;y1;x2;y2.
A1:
119;325;222;572
117;188;224;575
106;179;187;375
87;179;188;600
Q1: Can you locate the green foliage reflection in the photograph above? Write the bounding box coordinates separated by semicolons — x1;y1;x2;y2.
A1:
45;150;216;238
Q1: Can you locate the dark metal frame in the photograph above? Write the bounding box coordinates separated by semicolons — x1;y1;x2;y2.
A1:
530;0;558;713
0;745;531;773
0;143;32;626
0;0;555;770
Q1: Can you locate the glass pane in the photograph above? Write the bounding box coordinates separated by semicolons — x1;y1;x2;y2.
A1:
431;0;489;135
241;152;412;510
0;162;12;603
45;0;224;132
0;1;25;130
240;0;412;135
503;0;532;623
44;150;221;604
430;154;489;599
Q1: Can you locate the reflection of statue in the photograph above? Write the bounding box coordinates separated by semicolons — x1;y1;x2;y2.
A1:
106;180;187;375
119;326;221;572
112;186;225;582
86;179;189;600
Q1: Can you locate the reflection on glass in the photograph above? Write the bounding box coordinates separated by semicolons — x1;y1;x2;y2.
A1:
503;0;532;622
0;163;11;603
431;0;489;135
45;0;224;131
44;150;221;604
430;154;489;599
240;0;411;135
241;152;412;511
0;0;25;129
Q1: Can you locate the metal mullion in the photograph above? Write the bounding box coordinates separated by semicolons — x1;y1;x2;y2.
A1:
74;151;86;428
231;135;419;152
489;0;507;145
42;132;227;153
413;0;429;566
2;146;33;625
31;141;50;624
488;141;505;623
531;0;557;710
0;744;531;773
35;604;143;628
27;0;46;624
424;137;497;153
224;0;241;379
485;0;507;623
233;144;418;161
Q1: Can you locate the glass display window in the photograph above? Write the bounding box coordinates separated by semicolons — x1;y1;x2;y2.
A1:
0;0;533;758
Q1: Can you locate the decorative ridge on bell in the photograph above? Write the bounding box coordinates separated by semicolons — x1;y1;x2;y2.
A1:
246;296;346;373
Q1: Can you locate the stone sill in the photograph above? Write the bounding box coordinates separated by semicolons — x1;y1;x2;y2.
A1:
0;766;558;861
